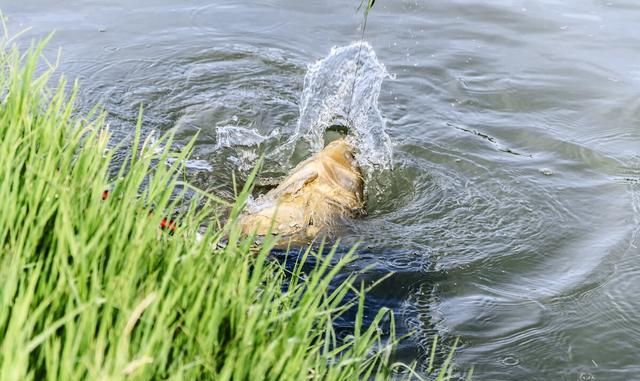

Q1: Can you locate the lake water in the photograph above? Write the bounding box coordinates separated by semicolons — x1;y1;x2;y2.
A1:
3;0;640;379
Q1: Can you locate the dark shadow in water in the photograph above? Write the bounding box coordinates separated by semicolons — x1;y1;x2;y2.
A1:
269;244;458;375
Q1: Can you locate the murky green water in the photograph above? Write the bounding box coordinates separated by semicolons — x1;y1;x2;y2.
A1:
4;0;640;379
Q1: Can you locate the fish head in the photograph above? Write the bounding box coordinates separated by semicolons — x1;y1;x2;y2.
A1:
318;138;363;195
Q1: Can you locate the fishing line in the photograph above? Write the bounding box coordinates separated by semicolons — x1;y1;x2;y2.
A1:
346;0;374;128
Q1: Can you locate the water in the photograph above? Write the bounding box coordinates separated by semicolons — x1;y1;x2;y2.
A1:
4;0;640;379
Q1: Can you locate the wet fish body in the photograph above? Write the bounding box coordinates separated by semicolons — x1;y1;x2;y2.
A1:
239;139;365;246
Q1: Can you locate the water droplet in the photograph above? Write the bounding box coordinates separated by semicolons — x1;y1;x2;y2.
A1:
579;373;595;381
539;168;553;176
501;355;520;366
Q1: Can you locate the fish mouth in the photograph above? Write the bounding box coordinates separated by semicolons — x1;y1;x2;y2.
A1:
324;113;352;146
326;123;350;135
323;124;350;147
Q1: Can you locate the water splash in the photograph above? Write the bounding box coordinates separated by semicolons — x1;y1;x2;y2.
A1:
189;42;393;177
285;41;393;172
215;125;276;149
215;126;273;171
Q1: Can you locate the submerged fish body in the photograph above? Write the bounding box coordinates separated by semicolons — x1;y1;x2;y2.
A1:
239;139;365;246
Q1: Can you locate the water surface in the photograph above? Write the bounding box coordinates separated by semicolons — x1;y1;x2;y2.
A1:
4;1;640;380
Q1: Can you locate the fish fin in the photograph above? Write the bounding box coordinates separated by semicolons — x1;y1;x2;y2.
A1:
275;167;319;197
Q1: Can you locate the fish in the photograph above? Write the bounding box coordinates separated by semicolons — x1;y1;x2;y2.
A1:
238;138;365;247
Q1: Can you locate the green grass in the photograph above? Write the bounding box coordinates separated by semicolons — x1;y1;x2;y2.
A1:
0;33;465;380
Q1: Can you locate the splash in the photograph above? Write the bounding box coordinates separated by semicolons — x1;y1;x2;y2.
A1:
284;42;393;172
215;125;275;149
215;125;278;171
197;42;393;175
